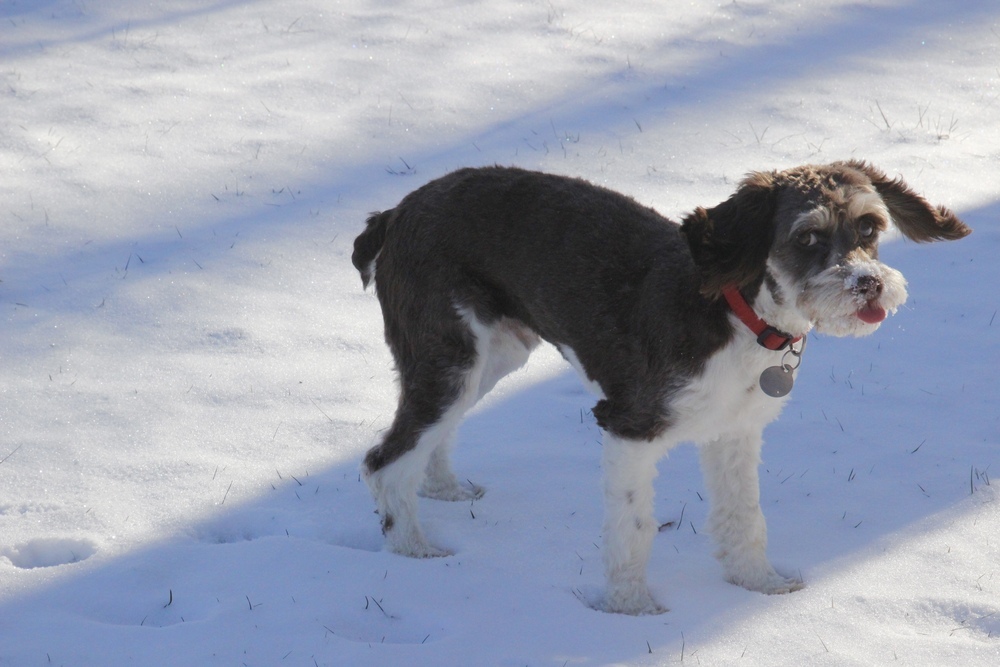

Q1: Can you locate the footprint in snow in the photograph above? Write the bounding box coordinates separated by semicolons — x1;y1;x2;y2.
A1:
3;537;98;569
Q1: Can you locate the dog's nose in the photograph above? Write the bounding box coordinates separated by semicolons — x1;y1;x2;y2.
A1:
855;274;883;299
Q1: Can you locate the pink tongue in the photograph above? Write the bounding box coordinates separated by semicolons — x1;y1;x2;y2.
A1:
857;303;887;324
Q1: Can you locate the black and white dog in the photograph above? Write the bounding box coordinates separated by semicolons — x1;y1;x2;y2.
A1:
352;162;969;615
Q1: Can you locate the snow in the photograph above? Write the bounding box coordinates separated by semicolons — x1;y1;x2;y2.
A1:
1;0;998;664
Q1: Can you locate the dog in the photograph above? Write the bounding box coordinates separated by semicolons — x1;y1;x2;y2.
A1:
351;161;969;615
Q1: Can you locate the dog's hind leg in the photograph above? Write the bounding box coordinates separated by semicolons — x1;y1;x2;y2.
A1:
364;411;462;558
699;434;804;594
600;433;668;615
418;419;483;502
473;317;540;401
363;311;484;557
420;314;539;502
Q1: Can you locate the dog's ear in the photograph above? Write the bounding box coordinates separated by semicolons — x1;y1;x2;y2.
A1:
844;160;971;242
681;171;779;300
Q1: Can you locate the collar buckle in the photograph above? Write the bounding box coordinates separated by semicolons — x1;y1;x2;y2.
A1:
722;286;804;351
756;326;795;351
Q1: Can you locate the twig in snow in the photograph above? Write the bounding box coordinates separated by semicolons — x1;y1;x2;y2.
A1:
310;398;334;422
386;157;416;176
874;100;893;130
366;595;392;618
0;445;22;465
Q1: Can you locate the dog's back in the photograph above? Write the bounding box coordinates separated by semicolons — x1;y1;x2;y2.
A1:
352;166;715;342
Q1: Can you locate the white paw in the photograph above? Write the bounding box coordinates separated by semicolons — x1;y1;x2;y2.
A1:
729;569;804;595
388;540;453;559
419;479;485;502
763;574;805;595
597;585;668;616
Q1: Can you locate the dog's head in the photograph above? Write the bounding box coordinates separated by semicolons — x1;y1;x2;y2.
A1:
682;161;971;337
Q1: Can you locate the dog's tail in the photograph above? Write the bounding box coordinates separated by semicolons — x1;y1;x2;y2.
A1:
352;210;392;289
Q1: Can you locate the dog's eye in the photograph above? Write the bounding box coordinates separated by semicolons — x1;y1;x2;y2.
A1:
858;218;877;239
797;230;820;247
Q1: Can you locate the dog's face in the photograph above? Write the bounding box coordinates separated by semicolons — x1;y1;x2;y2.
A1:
766;166;907;337
682;161;971;337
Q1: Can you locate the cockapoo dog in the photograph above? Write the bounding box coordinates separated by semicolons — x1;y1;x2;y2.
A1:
352;161;969;614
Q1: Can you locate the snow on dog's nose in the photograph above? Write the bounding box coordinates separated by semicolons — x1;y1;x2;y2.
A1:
853;274;887;323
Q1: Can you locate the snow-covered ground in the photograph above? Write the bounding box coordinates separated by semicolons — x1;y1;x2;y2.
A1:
1;0;998;664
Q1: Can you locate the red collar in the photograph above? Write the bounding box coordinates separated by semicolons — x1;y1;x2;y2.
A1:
722;286;803;351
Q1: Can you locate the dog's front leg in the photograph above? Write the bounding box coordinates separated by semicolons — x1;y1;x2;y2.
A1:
600;434;667;615
699;435;803;594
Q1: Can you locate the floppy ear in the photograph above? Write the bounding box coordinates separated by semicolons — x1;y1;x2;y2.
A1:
843;160;971;242
680;171;779;300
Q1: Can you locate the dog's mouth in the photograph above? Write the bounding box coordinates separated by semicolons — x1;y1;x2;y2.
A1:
856;302;887;324
798;270;906;337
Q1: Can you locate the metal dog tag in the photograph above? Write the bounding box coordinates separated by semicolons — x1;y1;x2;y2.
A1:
759;364;795;398
758;335;806;398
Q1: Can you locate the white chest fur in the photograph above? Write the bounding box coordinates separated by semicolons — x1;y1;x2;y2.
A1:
667;331;794;447
560;323;795;451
